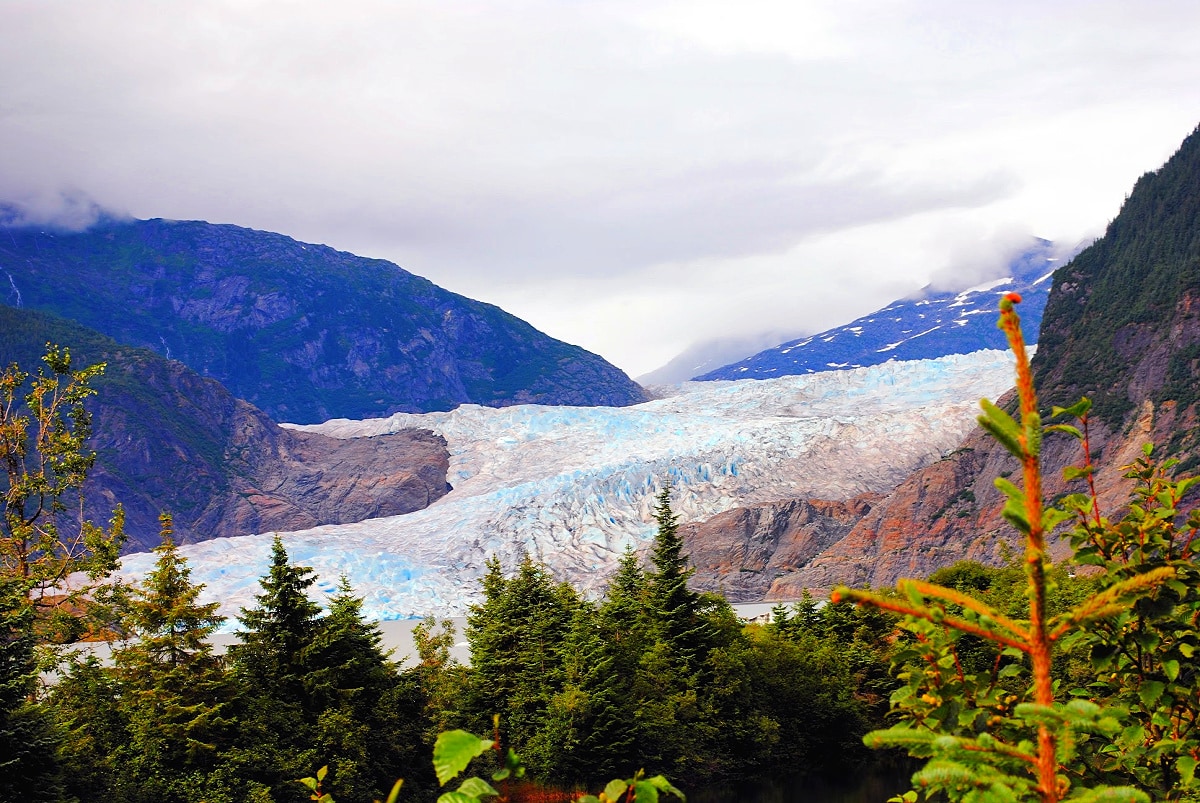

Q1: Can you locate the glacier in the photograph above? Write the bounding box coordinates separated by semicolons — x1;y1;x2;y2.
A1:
112;350;1019;624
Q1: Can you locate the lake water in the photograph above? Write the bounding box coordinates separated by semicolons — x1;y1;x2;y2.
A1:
688;765;912;803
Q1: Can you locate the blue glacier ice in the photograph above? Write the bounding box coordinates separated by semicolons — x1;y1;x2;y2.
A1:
114;350;1019;626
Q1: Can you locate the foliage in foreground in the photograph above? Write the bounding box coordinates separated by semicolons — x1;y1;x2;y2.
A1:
9;296;1200;803
837;294;1200;803
300;721;686;803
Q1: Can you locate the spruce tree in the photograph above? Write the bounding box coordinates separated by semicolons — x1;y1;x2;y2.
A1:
111;512;233;802
527;603;640;784
50;654;127;801
230;535;323;703
227;535;325;802
645;483;710;672
600;545;651;656
303;578;421;803
464;554;578;754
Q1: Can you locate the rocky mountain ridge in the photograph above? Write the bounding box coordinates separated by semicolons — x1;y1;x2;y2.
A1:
0;216;647;423
1;306;451;552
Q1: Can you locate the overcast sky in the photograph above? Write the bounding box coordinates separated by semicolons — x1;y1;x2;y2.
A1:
3;1;1200;377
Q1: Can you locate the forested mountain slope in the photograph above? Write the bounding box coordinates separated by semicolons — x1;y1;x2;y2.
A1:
0;306;450;551
0;217;647;423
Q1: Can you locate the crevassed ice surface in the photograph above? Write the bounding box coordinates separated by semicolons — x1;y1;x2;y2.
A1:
115;350;1018;624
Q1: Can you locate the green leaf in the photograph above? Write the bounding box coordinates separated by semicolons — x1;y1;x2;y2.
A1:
1178;755;1198;785
1177;476;1200;498
1043;507;1074;531
438;793;480;803
1138;680;1166;709
457;777;499;798
979;402;1024;458
1164;659;1181;681
433;731;494;786
994;476;1024;501
1046;423;1084;440
1051;398;1092;419
1001;496;1032;535
644;775;686;800
604;779;628;801
1063;464;1094;480
384;779;404;803
1166;579;1190;598
632;781;660;803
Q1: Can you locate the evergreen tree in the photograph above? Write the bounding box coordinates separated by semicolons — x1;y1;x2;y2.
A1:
51;654;127;802
303;578;391;711
303;578;422;803
110;513;232;802
231;535;323;703
227;535;325;803
645;484;710;673
527;603;640;784
0;574;65;802
464;554;579;756
600;545;651;658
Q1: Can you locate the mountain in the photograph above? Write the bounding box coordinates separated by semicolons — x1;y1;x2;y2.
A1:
0;216;647;423
691;123;1200;598
0;306;451;552
113;349;1020;619
1034;125;1200;441
696;240;1061;381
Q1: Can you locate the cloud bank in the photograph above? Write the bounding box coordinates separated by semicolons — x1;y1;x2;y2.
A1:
3;1;1200;375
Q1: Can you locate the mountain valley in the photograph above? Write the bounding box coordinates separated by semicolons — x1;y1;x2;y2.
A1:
112;350;1019;620
9;125;1200;624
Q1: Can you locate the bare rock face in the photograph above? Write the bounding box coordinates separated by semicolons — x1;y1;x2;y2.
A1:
176;416;451;551
677;377;1190;601
681;395;1172;602
86;357;453;552
682;496;878;601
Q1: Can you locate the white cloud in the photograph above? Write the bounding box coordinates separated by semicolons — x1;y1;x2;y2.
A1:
2;1;1200;376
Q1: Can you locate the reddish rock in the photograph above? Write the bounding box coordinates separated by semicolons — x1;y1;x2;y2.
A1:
681;495;879;601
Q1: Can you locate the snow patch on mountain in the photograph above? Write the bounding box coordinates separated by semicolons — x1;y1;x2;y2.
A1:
114;350;1020;624
697;241;1062;380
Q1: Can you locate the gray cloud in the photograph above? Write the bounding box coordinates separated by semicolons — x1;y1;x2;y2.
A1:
2;1;1200;375
0;190;115;231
